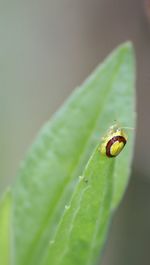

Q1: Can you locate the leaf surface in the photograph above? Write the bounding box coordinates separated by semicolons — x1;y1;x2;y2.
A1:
12;43;136;265
43;147;114;265
0;191;12;265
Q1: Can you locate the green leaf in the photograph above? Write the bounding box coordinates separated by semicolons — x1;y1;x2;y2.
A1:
0;190;12;265
12;42;136;265
43;147;114;265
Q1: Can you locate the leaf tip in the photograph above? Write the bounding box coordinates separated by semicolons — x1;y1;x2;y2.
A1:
118;41;135;61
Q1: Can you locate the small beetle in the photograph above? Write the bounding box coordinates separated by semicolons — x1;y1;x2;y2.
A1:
100;124;127;158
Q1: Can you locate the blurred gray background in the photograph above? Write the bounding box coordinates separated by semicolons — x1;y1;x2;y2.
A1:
0;0;150;264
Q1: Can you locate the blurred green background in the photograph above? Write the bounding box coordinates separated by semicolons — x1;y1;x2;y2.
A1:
0;0;150;264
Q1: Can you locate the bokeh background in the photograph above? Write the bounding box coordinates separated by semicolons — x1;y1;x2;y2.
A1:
1;0;150;264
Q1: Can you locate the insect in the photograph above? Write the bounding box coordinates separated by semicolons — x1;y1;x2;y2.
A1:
99;124;128;158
